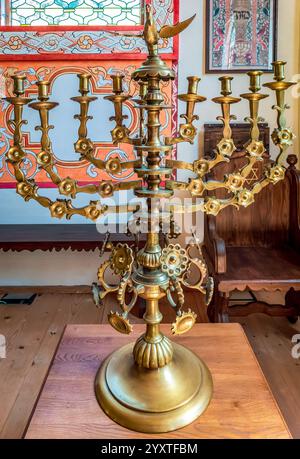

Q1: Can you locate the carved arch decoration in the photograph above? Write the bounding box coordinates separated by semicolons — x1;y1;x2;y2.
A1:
0;0;178;187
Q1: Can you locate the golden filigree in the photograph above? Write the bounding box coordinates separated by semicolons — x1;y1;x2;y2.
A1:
188;178;205;196
218;138;236;156
237;189;255;207
266;164;286;184
99;181;114;198
84;202;103;221
272;128;295;147
50;200;67;219
203;198;222;216
110;243;134;277
59;177;77;198
166;278;185;310
74;138;94;156
16;181;36;201
193;159;210;176
246;140;265;158
7;145;25;163
106;157;122;175
37;150;53;167
97;260;119;301
117;276;144;311
225;173;246;192
181;240;208;295
160;244;190;278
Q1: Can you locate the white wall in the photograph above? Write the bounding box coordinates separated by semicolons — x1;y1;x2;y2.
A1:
0;0;299;286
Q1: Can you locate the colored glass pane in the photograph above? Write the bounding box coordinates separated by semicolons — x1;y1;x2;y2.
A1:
7;0;143;26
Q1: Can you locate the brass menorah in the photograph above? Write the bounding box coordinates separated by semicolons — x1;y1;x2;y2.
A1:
5;6;296;433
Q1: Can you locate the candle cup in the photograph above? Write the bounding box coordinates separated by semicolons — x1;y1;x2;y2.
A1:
247;71;263;93
37;80;50;101
219;76;233;96
187;76;201;95
272;61;286;82
12;74;26;97
77;73;91;96
111;75;124;95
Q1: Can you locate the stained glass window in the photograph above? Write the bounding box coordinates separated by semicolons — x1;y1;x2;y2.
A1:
1;0;144;26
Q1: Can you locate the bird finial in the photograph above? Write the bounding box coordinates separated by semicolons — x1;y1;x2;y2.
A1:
108;6;196;58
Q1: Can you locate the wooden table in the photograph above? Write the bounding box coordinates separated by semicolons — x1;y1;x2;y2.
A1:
25;324;291;439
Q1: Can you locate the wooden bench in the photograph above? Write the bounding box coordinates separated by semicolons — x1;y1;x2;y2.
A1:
203;124;300;323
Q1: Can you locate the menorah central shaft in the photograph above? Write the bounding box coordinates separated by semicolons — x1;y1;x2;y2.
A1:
96;206;213;432
94;25;213;432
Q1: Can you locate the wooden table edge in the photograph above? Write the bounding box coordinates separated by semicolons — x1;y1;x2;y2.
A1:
238;326;293;439
24;323;292;439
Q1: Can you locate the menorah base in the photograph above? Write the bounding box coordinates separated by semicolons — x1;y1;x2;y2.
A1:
95;341;213;433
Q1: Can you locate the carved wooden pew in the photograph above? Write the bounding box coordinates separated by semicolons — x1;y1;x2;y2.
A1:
203;124;300;323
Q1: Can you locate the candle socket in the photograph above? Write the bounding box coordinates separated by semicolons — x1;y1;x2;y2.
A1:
187;76;201;95
78;73;91;96
37;80;50;101
272;61;286;82
12;74;26;97
219;76;233;96
248;71;263;93
111;75;124;95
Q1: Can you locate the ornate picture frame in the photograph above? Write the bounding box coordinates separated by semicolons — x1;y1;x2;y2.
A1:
206;0;278;73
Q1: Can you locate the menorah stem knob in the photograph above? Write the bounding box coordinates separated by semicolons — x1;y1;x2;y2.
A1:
219;76;233;96
272;61;286;81
12;74;27;97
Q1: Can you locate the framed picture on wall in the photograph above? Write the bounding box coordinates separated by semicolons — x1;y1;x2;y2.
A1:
206;0;278;73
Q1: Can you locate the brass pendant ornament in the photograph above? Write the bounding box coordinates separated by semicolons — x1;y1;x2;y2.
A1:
171;310;197;336
108;311;133;335
5;4;296;435
110;243;134;276
160;244;190;278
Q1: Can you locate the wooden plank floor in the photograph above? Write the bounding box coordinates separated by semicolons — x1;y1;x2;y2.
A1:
0;292;299;439
235;314;300;439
